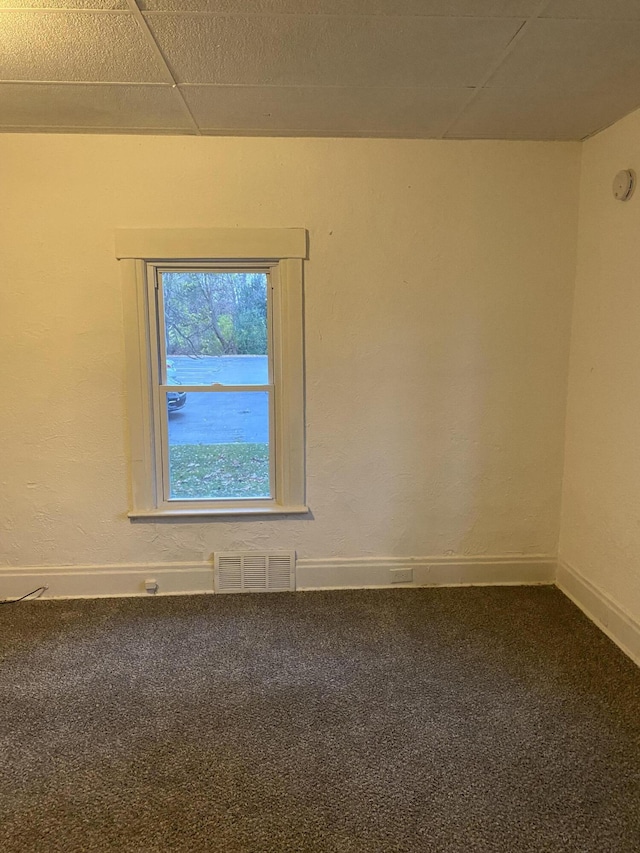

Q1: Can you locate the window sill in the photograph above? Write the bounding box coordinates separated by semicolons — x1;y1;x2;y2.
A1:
128;505;309;519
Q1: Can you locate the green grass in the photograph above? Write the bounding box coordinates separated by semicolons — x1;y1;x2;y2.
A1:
169;443;270;500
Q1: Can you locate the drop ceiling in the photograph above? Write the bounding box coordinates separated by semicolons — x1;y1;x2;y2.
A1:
1;0;640;139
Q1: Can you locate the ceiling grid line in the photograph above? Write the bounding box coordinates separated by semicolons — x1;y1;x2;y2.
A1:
0;7;130;13
440;0;554;139
141;11;540;19
0;125;191;133
0;79;168;87
124;0;201;135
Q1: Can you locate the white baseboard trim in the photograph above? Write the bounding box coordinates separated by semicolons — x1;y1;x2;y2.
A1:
556;559;640;667
296;556;555;591
0;555;555;601
0;562;214;600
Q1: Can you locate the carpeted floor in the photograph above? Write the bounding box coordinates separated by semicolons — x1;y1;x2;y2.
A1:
1;587;639;852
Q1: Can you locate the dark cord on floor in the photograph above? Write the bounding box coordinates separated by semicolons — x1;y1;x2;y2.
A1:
0;587;48;605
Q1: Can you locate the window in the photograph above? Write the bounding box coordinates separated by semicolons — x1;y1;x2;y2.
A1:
117;228;307;517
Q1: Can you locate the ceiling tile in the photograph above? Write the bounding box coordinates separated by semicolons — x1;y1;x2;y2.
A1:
0;11;165;82
0;82;192;129
147;13;522;87
140;1;540;15
488;19;640;95
446;86;640;140
543;1;640;19
0;1;126;8
183;84;471;136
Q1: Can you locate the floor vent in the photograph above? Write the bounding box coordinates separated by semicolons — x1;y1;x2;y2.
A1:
214;551;296;593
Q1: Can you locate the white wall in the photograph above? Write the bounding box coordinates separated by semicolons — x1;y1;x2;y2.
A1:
0;135;580;574
559;108;640;627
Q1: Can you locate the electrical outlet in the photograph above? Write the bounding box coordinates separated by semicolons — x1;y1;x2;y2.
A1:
390;568;413;584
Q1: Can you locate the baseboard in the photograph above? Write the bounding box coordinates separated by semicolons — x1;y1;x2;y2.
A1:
296;556;555;591
0;555;555;601
0;562;214;600
556;559;640;667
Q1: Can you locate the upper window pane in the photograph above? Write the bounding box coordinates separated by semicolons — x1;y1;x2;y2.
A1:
160;270;269;385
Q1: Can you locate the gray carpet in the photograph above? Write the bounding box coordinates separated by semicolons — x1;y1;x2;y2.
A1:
1;587;639;852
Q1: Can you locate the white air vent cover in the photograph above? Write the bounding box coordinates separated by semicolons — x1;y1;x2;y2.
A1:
214;551;296;593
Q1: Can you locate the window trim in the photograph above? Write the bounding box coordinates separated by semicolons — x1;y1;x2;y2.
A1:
118;228;307;518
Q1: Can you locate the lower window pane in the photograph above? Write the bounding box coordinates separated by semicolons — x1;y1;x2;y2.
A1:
166;391;271;500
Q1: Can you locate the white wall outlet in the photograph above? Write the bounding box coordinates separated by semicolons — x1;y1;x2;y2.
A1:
390;568;413;584
144;578;159;594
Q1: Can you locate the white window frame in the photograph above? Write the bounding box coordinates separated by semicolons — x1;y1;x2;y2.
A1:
117;228;307;518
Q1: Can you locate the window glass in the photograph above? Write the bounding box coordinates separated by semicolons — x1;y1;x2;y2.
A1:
160;271;269;386
166;391;271;500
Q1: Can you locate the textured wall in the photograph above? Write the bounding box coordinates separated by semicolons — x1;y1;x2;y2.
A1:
0;134;579;569
559;107;640;622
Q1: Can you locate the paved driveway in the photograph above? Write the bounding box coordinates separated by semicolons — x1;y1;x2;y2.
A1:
167;356;269;446
170;355;268;386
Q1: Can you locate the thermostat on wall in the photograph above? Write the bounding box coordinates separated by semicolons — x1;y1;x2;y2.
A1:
613;169;635;201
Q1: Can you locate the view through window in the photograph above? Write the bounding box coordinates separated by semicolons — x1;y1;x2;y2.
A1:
157;269;273;501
